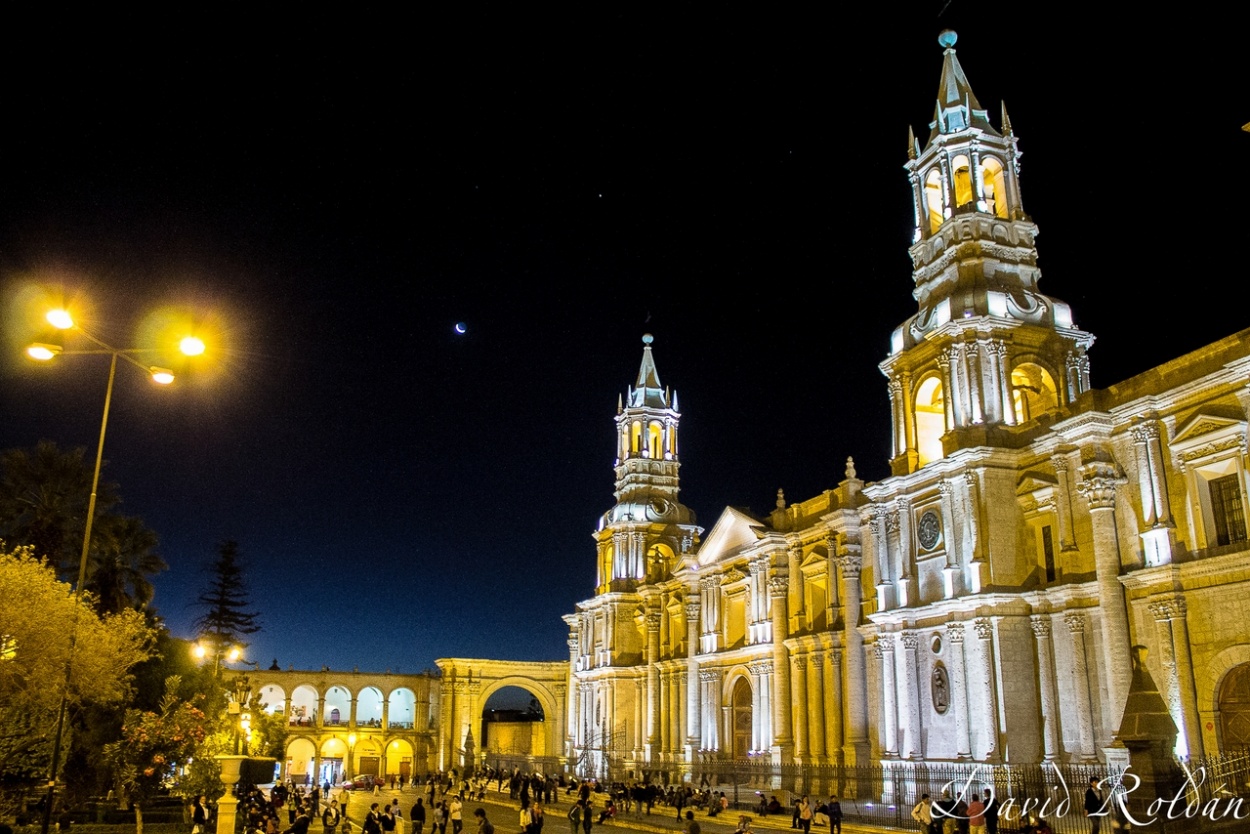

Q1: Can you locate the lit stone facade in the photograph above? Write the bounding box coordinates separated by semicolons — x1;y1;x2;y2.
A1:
262;33;1250;781
562;31;1250;775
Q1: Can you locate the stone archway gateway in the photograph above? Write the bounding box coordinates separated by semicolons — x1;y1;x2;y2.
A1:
436;659;569;773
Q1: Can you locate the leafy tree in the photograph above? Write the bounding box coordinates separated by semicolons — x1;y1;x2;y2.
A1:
0;546;156;784
104;676;209;834
193;540;261;657
0;442;167;614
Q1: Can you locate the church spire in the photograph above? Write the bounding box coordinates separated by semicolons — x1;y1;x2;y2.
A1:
927;29;998;145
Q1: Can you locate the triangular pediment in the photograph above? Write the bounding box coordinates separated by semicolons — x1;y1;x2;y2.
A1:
1171;412;1246;447
690;506;770;569
1016;471;1058;496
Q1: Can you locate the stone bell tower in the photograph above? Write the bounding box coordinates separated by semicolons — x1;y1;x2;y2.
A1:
594;334;698;594
882;30;1096;475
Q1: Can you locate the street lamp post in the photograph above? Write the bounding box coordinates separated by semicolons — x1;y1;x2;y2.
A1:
28;308;205;834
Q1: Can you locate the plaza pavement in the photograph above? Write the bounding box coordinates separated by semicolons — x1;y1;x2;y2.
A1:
332;784;900;834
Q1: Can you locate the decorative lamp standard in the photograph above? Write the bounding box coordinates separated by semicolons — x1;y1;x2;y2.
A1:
232;674;254;756
29;308;205;834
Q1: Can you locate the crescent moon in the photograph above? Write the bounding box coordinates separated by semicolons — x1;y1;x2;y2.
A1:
454;323;467;334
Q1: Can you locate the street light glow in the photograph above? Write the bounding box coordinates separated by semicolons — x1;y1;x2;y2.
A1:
180;336;206;356
27;343;62;361
150;367;175;385
46;309;74;330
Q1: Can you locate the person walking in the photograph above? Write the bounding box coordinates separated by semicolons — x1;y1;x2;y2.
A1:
567;801;582;834
981;790;998;834
826;797;842;834
192;796;208;834
1084;779;1105;834
911;794;933;834
797;796;813;834
410;799;426;834
684;810;700;834
449;797;463;834
473;809;493;834
365;805;383;834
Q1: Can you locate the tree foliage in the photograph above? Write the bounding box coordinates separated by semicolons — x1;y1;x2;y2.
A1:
0;442;167;615
104;676;209;834
0;545;156;778
193;540;260;652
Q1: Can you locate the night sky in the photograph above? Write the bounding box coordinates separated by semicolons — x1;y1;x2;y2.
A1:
1;10;1244;676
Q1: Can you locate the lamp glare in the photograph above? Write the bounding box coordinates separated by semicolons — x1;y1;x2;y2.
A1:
180;336;206;356
150;368;175;385
46;310;74;330
27;344;61;361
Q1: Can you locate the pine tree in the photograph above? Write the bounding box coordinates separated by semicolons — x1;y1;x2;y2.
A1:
192;540;260;659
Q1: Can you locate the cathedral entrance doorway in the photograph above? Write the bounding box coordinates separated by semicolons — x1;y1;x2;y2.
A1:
1218;662;1250;752
731;678;752;759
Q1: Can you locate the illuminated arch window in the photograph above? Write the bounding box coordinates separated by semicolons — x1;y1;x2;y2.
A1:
979;157;1009;218
647;421;663;459
914;375;946;467
630;421;642;455
1011;362;1059;423
951;154;974;208
924;168;946;233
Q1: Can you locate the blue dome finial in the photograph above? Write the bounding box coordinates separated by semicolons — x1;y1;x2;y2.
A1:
938;30;958;49
642;333;654;346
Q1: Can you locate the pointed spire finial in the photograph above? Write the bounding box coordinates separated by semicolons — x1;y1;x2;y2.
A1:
907;125;918;160
1001;101;1013;134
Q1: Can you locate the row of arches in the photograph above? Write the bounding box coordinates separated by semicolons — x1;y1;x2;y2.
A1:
921;154;1010;233
912;360;1059;466
621;418;677;461
256;683;429;729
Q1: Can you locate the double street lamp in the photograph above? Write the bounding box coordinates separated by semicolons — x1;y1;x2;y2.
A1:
27;307;206;834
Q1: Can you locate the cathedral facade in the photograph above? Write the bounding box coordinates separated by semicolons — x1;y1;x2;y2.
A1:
562;30;1250;777
252;32;1250;786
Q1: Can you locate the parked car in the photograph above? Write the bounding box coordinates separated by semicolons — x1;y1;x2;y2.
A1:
339;775;378;790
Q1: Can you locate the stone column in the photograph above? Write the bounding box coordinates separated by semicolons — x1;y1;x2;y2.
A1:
901;633;922;758
838;547;869;763
826;649;843;762
645;613;661;752
1065;612;1097;761
685;598;702;755
808;651;826;761
1078;463;1132;725
1150;595;1202;757
938;350;956;432
567;635;579;758
1030;616;1061;760
947;623;972;759
1052;455;1078;552
879;636;899;758
769;572;793;752
792;655;809;759
974;619;1000;762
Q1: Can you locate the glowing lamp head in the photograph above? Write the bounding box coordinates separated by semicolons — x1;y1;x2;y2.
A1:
46;309;74;330
150;367;175;385
27;343;63;361
227;647;241;662
180;336;206;356
193;644;208;660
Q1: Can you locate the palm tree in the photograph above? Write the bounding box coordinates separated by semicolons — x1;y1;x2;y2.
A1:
87;515;167;615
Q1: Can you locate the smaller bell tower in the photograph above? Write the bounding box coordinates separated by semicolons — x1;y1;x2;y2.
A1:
882;30;1096;476
594;334;698;594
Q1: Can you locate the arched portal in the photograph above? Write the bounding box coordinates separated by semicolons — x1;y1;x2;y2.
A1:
1219;663;1250;753
435;660;568;777
481;685;547;773
286;736;317;786
731;677;752;759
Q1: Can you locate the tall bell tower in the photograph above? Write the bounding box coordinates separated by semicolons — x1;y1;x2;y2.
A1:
882;30;1096;476
594;334;698;594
